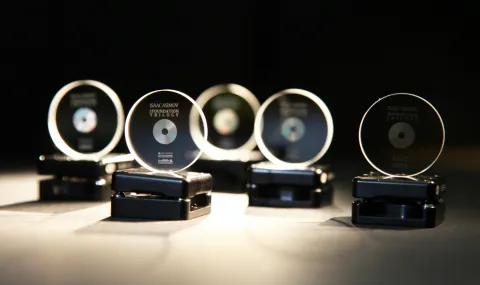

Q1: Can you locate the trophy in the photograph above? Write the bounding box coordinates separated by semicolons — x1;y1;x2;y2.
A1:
189;84;264;191
245;89;335;208
110;89;213;220
37;80;136;200
352;93;446;228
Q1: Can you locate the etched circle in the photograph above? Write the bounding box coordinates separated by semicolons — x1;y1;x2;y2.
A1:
125;89;207;172
47;80;124;161
281;117;305;142
388;122;415;149
254;89;334;167
153;119;178;145
73;107;98;133
213;108;240;136
359;93;445;177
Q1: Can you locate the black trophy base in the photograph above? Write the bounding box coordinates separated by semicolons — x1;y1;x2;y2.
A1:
247;184;333;208
39;177;112;201
190;151;264;192
247;161;334;188
111;167;213;220
352;172;446;228
37;153;136;178
111;192;211;221
352;199;445;228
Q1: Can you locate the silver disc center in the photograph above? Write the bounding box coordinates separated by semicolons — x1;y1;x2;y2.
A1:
213;108;239;136
153;119;178;145
388;122;415;149
281;117;305;142
72;107;97;133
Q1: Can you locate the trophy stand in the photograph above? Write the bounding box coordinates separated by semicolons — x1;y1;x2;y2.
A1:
38;80;133;201
191;150;264;192
189;83;262;192
37;154;136;201
352;172;446;228
246;88;336;208
109;89;213;220
246;162;334;207
352;93;447;228
111;168;212;220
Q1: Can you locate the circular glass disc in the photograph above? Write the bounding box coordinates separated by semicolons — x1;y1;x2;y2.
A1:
126;89;207;172
359;93;445;177
47;80;125;161
254;89;334;167
190;84;260;159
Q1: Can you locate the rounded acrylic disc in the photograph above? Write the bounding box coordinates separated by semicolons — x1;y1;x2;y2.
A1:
254;89;334;167
359;93;445;177
48;80;125;160
190;84;260;159
126;89;207;172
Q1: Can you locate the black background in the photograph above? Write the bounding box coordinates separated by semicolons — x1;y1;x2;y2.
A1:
0;1;475;169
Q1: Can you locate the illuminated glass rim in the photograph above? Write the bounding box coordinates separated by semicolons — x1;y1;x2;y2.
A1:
358;93;445;177
254;88;334;168
125;89;208;173
47;79;125;161
189;83;260;160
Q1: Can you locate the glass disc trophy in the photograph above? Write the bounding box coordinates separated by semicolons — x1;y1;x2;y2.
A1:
352;93;446;228
246;88;335;208
110;89;213;220
37;80;136;201
189;84;264;191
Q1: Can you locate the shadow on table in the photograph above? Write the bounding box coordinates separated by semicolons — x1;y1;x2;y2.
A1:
244;203;347;223
74;216;207;270
321;216;355;227
324;216;424;231
0;200;107;214
75;214;206;238
240;179;356;223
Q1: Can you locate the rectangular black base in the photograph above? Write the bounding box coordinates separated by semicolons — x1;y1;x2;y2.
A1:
111;192;211;220
111;168;213;220
112;168;213;198
247;184;333;208
352;199;445;228
191;154;263;192
352;172;446;228
353;172;446;202
39;177;112;201
247;161;333;188
37;153;136;178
